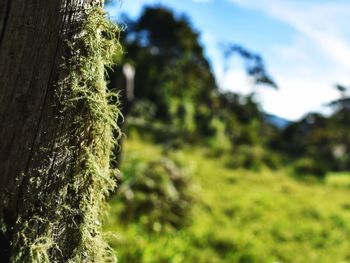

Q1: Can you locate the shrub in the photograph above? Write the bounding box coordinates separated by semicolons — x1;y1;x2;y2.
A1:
129;99;157;121
293;157;327;178
226;146;265;170
117;157;194;232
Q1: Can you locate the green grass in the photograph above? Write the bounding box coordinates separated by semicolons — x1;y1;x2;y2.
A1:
104;136;350;263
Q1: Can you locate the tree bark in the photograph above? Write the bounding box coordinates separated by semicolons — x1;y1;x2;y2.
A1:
0;0;119;262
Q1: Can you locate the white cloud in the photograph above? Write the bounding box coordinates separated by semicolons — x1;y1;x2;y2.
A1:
267;2;350;69
223;0;350;120
227;0;350;70
219;68;252;94
259;76;339;120
273;39;309;63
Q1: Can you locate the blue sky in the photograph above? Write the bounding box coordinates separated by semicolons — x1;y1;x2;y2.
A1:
108;0;350;120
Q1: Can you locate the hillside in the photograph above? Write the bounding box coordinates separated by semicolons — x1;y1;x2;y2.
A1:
104;136;350;263
264;113;293;130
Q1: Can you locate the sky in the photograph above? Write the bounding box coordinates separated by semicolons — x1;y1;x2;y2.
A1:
108;0;350;120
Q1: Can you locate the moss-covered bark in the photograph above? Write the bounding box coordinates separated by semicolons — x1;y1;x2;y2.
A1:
0;1;122;262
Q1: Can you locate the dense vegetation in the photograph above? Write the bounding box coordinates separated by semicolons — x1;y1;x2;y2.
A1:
104;137;350;263
103;5;350;263
109;5;350;175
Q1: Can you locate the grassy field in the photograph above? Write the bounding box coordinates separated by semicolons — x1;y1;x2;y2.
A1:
104;136;350;263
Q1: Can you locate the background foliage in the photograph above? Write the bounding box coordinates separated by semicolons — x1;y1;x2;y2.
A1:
104;5;350;263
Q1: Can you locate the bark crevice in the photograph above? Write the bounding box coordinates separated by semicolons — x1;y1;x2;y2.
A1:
0;0;11;48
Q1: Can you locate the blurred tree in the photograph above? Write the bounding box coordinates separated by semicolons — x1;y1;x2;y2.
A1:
279;99;350;173
109;5;281;169
0;1;121;262
110;7;277;138
109;6;218;138
222;44;278;89
328;84;350;111
327;85;350;170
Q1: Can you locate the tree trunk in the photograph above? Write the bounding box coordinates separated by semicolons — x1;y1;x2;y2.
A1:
0;0;121;262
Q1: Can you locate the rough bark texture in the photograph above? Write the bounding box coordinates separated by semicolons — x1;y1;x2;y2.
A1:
0;0;119;262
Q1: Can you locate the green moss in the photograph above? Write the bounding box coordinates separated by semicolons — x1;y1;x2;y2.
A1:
11;6;123;263
63;7;122;263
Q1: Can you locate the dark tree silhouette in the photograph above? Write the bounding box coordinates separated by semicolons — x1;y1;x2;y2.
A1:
223;44;278;89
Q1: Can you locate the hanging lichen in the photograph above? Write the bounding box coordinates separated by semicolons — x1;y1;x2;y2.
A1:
63;6;122;262
11;6;123;263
